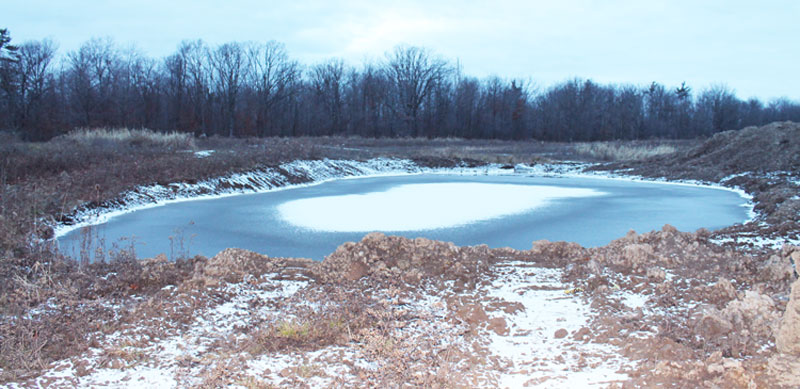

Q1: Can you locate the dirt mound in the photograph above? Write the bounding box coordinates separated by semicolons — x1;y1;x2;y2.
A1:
696;291;782;357
593;121;800;240
191;248;314;287
311;232;515;288
681;121;800;178
623;121;800;181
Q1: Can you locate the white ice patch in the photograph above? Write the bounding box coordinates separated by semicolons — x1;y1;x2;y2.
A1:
193;150;215;158
277;183;602;232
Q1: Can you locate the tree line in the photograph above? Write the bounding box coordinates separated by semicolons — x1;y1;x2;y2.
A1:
1;29;799;141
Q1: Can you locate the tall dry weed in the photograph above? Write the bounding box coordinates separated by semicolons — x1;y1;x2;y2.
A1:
61;128;196;150
574;142;677;161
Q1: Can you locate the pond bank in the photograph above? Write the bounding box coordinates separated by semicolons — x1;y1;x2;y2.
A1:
52;158;758;251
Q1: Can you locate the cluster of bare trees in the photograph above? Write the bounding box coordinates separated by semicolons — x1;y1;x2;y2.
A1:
1;31;799;141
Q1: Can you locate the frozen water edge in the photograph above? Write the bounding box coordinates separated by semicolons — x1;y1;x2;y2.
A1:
52;158;424;239
515;162;758;223
51;158;757;242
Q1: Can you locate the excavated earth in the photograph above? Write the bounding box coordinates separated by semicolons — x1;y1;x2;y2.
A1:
9;232;800;387
4;122;800;387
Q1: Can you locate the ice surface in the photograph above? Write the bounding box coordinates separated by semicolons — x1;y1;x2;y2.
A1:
277;183;603;232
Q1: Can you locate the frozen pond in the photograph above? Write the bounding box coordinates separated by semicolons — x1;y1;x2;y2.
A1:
57;174;751;260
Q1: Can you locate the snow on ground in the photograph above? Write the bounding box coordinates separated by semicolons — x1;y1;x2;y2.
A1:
239;286;462;387
278;183;602;232
482;261;630;388
712;235;800;250
14;276;309;388
15;259;650;388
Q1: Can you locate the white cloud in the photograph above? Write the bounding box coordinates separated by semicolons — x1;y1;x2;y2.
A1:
4;0;799;100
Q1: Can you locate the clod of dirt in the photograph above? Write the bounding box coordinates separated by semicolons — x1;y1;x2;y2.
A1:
312;232;500;288
696;291;781;357
776;277;800;356
192;248;313;287
760;252;797;282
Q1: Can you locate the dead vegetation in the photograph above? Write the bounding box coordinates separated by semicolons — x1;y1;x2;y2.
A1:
4;231;798;387
573;140;683;161
60;128;198;150
1;122;799;385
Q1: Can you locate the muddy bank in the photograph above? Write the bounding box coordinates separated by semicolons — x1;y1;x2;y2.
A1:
7;228;800;387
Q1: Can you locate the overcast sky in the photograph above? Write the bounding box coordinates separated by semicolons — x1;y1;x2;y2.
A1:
5;0;799;100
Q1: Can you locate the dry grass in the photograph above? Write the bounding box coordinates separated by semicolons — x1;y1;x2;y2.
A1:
574;141;679;161
275;320;311;339
236;376;277;389
60;128;197;150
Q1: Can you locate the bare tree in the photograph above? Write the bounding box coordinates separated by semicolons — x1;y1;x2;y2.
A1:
643;82;677;138
3;34;800;141
65;37;119;126
211;42;248;137
14;39;58;136
310;59;347;135
674;82;693;138
164;48;187;130
385;45;450;137
350;62;389;137
454;77;481;138
122;49;161;128
697;84;740;134
182;40;212;134
246;41;299;136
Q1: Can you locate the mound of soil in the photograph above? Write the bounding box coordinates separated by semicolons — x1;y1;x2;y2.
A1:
620;121;800;181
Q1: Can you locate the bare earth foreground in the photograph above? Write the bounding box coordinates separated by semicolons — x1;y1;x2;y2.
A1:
2;122;800;387
10;231;800;388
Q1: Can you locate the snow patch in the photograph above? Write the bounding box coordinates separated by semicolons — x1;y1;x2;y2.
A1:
485;262;629;387
279;183;602;232
193;150;215;158
712;235;800;250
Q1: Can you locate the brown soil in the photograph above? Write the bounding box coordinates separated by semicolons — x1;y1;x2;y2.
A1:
5;231;798;387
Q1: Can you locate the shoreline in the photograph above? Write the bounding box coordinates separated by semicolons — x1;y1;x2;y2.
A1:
52;158;758;245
